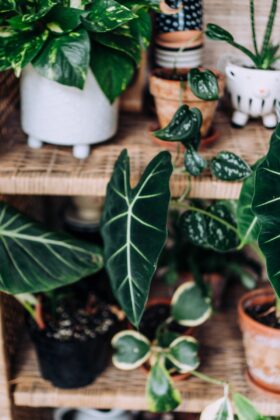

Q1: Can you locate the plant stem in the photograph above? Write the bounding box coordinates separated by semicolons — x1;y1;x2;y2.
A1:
191;370;227;387
250;0;259;56
178;174;191;202
276;295;280;320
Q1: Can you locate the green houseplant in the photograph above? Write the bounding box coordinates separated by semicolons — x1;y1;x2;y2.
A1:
206;0;280;128
0;0;158;158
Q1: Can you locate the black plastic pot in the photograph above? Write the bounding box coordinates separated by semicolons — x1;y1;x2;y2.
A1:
29;323;114;389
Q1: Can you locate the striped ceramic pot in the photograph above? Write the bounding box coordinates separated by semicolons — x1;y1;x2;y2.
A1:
225;60;280;128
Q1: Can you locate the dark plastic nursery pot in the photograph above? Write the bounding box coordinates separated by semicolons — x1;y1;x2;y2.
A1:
29;319;116;389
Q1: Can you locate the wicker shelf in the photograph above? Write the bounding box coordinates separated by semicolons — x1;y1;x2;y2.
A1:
0;110;270;199
11;287;280;416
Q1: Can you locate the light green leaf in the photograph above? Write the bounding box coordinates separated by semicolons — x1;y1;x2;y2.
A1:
0;202;103;295
101;150;172;327
112;330;151;370
167;336;200;372
188;68;219;101
171;281;212;326
233;393;264;420
184;146;207;176
82;0;136;33
200;397;234;420
153;105;202;150
33;28;90;89
210;152;252;181
90;41;135;102
146;359;182;413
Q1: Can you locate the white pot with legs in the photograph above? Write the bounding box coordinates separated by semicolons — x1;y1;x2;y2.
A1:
20;65;119;159
225;59;280;128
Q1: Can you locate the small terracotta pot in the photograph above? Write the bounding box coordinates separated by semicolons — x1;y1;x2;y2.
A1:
238;288;280;394
150;68;225;137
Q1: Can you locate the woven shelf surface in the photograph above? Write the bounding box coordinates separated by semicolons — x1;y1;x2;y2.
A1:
0;110;270;199
12;287;280;416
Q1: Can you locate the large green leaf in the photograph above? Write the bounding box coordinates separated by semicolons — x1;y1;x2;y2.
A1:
188;68;219;101
33;28;90;89
233;393;264;420
16;0;56;23
82;0;136;33
128;9;152;49
153;105;202;150
146;359;182;413
46;6;83;33
167;336;200;372
0;202;103;295
210;152;252;181
90;41;135;102
252;125;280;296
112;330;151;369
101;150;172;327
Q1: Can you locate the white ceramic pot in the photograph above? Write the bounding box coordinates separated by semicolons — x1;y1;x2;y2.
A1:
54;408;133;420
20;65;119;159
225;60;280;128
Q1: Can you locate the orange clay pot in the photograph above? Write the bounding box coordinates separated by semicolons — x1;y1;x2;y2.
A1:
238;288;280;394
149;68;225;138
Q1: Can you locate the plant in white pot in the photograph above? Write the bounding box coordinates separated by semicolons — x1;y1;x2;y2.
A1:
0;0;158;158
206;0;280;129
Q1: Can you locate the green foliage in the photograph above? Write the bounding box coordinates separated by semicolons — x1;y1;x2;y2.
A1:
112;331;151;369
206;0;279;70
0;202;103;295
188;68;219;101
184;146;207;176
233;393;265;420
210;152;252;181
0;0;156;100
101;150;172;327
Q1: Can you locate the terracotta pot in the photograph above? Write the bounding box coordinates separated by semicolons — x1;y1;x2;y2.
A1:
150;68;225;137
238;288;280;394
204;273;227;310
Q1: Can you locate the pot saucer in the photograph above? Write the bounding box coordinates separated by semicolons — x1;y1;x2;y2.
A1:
246;369;280;398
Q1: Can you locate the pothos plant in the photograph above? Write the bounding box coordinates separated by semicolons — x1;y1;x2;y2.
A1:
0;0;159;102
206;0;279;70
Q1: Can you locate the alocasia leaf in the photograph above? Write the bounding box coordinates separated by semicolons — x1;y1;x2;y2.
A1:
112;331;151;369
184;146;207;176
153;105;202;150
210;152;252;181
33;28;90;89
101;150;172;327
233;393;264;420
167;336;200;372
252;125;280;296
0;202;103;295
188;68;219;101
146;359;182;413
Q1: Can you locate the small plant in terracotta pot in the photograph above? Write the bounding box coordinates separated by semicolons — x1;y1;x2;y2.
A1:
206;0;280;128
111;281;212;412
150;67;225;139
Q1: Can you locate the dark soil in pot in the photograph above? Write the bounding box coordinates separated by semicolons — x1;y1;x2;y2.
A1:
29;297;119;389
246;301;280;329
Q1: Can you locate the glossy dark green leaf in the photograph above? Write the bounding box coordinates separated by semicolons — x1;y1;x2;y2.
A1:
112;330;151;369
252;125;280;297
91;41;135;103
0;202;103;295
237;167;260;247
33;28;90;89
181;203;240;252
167;336;200;372
188;68;219;101
46;6;83;33
205;23;234;43
210;151;252;181
82;0;136;33
233;393;264;420
171;282;212;326
101;150;172;327
16;0;56;23
146;359;182;413
184;146;207;176
128;9;152;49
153;105;202;150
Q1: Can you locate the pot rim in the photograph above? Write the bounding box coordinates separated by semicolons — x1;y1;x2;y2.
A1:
238;287;280;336
226;61;280;74
151;66;225;83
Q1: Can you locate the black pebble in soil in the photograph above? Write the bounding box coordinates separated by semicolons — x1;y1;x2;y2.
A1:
246;302;280;329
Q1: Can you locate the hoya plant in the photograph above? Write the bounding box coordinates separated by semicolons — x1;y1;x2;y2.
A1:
0;0;160;102
206;0;279;70
112;281;212;412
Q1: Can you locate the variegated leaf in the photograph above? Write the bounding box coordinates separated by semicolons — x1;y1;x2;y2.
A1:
112;330;151;370
210;151;252;181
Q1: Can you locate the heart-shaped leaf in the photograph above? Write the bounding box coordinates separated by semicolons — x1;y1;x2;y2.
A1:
205;23;234;43
181;203;240;252
252;125;280;296
0;202;103;295
233;393;264;420
200;397;234;420
153;105;202;150
146;358;182;413
188;68;219;101
33;28;90;89
210;152;252;181
184;146;207;176
167;336;200;372
101;150;172;327
171;282;212;326
112;330;151;370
